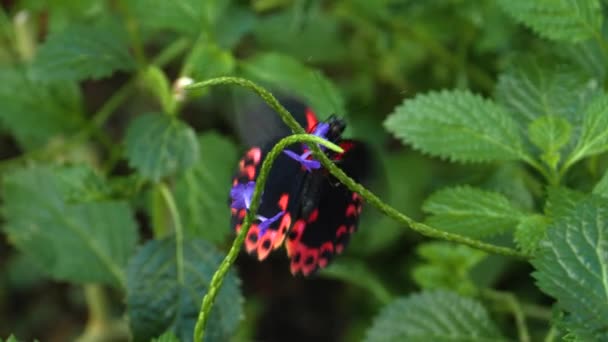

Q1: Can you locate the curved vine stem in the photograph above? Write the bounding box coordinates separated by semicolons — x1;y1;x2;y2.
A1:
187;76;530;341
192;134;345;341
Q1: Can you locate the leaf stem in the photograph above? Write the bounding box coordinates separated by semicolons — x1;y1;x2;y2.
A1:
482;289;530;342
159;183;185;284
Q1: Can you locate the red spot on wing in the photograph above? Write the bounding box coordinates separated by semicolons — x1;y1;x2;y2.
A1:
345;204;357;217
246;147;262;164
307;208;319;223
278;193;289;211
305;108;318;132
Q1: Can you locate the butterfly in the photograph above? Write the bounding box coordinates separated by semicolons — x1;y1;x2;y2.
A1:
229;99;370;276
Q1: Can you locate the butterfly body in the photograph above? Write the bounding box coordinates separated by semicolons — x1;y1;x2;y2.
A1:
230;103;368;276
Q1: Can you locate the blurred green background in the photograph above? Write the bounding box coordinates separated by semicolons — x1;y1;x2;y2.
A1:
0;0;561;341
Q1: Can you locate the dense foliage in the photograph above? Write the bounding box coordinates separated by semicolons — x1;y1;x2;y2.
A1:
1;0;607;341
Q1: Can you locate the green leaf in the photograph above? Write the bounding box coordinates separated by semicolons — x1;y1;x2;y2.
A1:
30;19;135;81
174;133;237;242
152;331;181;342
125;113;199;181
514;214;548;254
412;242;486;295
423;186;527;239
127;238;242;342
544;187;586;221
495;58;596;124
0;67;84;149
252;8;345;63
365;291;505;342
385;90;526;163
128;0;228;36
240;52;346;117
185;43;236;81
497;0;602;42
321;258;392;304
532;196;608;340
593;168;608;198
2;166;138;287
351;152;434;254
566;94;608;167
528;115;572;168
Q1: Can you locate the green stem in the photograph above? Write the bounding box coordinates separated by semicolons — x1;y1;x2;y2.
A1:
192;134;354;342
159;183;185;284
188;76;530;341
483;290;530;342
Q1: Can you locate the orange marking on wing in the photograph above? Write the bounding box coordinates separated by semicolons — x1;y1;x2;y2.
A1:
286;220;306;256
278;193;289;211
257;231;275;261
274;213;291;249
244;225;260;253
244;166;256;180
238;209;246;219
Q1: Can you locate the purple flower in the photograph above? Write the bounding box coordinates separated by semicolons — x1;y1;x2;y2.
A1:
283;150;321;172
312;122;330;139
230;181;255;210
257;210;285;236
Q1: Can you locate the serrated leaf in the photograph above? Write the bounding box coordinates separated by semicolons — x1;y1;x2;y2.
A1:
30;19;135;81
545;187;586;221
365;291;505;342
241;52;346;118
528;115;572;168
558;39;607;80
532;196;608;340
514;214;548;254
423;186;527;239
125;113;199;181
497;0;602;42
2;166;138;287
128;0;228;36
529;115;572;153
385;90;526;163
0;67;84;149
127;238;242;342
412;242;486;295
321;258;392;304
174;133;237;242
593;168;608;198
495;58;597;124
566;94;608;166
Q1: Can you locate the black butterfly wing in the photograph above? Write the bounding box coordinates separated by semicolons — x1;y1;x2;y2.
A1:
230;103;320;261
285;140;370;276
